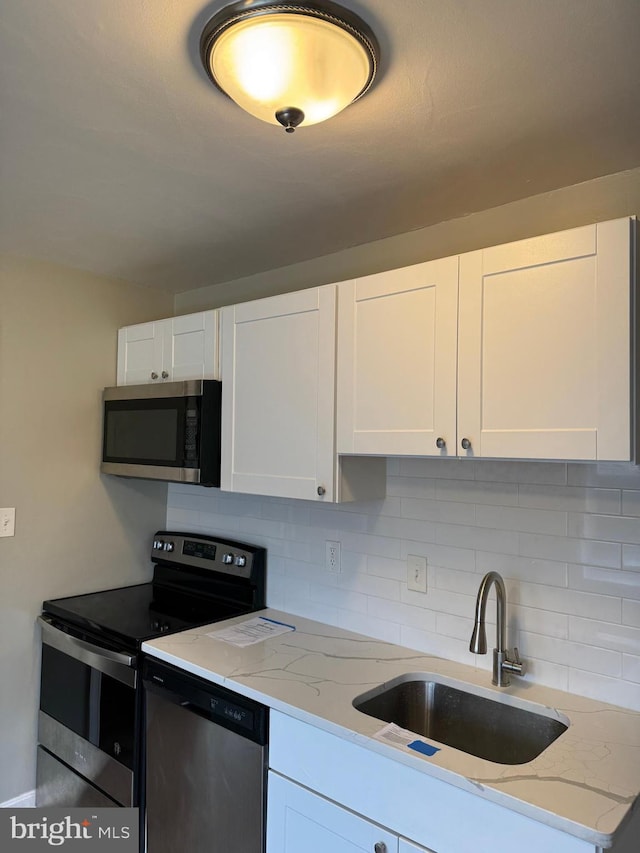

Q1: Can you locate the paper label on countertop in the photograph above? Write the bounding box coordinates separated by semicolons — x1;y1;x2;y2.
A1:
207;616;295;647
373;723;440;757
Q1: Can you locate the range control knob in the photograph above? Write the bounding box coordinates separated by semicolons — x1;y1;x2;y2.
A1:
222;553;234;565
153;539;163;550
163;541;174;552
234;555;247;567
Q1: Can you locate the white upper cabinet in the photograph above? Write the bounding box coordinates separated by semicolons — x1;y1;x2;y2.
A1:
337;217;635;462
337;256;459;456
458;217;633;461
117;310;219;385
221;286;385;501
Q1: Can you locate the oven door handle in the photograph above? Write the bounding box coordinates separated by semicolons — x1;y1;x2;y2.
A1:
38;615;136;688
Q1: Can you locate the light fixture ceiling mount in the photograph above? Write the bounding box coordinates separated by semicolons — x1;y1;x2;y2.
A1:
200;0;380;132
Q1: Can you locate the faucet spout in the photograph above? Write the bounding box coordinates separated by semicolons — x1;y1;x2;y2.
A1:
469;571;524;687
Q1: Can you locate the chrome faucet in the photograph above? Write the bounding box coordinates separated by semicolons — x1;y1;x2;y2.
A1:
469;571;525;687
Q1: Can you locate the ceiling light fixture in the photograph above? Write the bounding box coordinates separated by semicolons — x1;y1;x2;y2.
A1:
199;0;379;133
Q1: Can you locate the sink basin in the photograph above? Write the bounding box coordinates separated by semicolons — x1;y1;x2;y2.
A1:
353;674;568;765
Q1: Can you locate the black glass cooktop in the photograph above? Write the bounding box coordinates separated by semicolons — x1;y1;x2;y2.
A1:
43;583;245;651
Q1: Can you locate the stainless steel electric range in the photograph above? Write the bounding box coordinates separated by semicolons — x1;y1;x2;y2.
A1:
36;530;266;828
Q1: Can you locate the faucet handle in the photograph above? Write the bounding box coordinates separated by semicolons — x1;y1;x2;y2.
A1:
502;647;526;678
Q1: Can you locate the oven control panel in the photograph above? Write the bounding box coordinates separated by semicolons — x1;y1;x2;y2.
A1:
151;531;263;581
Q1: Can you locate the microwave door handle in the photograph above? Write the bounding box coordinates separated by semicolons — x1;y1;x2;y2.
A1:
37;616;136;687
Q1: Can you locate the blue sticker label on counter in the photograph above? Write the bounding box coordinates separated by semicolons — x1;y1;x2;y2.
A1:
408;740;440;757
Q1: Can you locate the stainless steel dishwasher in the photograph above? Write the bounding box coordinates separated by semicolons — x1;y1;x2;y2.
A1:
143;657;268;853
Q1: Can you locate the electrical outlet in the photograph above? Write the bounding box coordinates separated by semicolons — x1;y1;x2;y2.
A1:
407;554;427;593
0;508;15;538
325;540;341;573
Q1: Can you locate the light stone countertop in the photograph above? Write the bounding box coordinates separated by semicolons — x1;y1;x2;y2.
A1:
142;608;640;848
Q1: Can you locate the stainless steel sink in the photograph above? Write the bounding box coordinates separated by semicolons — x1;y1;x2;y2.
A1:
353;675;568;765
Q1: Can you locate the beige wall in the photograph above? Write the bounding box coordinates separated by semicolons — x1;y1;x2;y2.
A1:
175;166;640;312
0;255;172;802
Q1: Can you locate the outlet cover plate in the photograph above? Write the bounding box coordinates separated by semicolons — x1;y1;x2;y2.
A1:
326;540;341;573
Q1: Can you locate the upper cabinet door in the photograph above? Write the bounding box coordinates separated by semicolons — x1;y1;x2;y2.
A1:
221;286;337;500
164;311;219;382
458;218;633;461
337;256;459;456
116;311;218;385
117;321;165;385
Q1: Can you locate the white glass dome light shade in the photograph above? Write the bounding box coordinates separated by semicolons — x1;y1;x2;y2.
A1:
205;10;376;129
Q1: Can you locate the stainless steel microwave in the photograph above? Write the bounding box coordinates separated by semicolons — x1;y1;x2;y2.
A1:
101;379;222;486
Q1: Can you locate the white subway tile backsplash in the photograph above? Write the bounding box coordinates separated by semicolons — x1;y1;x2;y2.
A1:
476;504;567;536
509;603;569;639
568;669;640;711
623;654;640;683
167;456;640;711
623;600;640;627
475;552;568;587
434;478;519;506
568;513;640;545
366;555;407;582
519;631;622;677
623;545;640;570
622;491;640;517
518;484;621;515
510;581;622;622
400;541;476;572
569;617;640;654
400;497;476;525
521;658;569;692
398;458;474;480
568;564;640;600
337;610;402;645
436;523;519;555
518;532;621;568
474;460;567;485
567;462;640;489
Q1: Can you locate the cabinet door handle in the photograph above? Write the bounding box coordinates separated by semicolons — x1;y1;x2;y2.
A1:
161;371;169;379
151;372;158;380
317;486;326;496
374;844;387;853
461;437;471;450
436;437;446;449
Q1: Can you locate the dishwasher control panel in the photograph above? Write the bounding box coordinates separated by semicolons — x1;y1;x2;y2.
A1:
143;657;268;745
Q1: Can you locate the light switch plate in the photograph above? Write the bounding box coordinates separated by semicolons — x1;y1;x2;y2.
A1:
0;508;15;537
407;554;427;592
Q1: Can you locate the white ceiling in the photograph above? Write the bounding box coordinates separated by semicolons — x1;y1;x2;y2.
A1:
1;0;639;294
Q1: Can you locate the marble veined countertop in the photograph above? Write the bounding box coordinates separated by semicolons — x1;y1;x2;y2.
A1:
142;609;640;847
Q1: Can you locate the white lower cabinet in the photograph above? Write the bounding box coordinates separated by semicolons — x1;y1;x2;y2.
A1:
267;772;401;853
268;711;602;853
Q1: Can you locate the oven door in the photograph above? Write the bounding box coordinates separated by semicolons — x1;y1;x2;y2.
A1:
37;616;137;807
